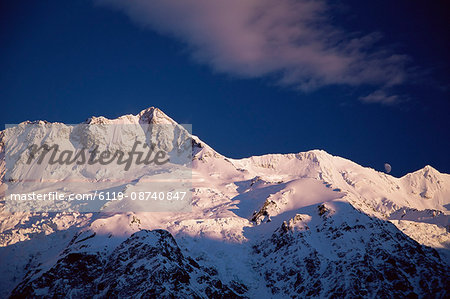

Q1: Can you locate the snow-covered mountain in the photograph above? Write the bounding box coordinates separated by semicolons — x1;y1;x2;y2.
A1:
0;107;449;298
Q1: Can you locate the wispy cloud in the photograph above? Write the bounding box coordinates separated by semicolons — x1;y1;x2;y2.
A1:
96;0;409;104
359;90;399;105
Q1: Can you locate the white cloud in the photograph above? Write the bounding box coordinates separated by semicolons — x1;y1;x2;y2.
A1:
96;0;409;100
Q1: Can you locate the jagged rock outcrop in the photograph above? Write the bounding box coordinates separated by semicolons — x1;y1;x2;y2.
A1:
11;229;241;298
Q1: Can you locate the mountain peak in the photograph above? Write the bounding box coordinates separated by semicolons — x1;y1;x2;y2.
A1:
81;107;176;126
137;107;176;125
406;165;442;179
422;165;439;174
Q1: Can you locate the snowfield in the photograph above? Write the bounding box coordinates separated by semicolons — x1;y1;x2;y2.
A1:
0;107;448;298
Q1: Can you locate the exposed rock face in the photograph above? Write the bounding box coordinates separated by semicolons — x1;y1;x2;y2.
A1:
253;202;449;298
11;229;241;298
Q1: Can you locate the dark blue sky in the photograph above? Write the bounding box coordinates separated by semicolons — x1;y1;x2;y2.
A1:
1;0;449;177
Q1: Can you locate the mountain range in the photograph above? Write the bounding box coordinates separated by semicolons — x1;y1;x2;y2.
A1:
0;107;448;298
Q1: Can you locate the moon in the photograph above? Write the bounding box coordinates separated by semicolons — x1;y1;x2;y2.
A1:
384;163;392;173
